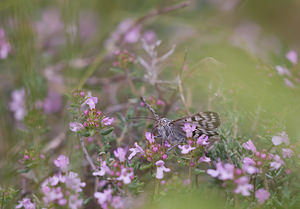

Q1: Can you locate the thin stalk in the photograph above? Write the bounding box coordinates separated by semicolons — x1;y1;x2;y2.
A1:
80;136;96;170
154;178;159;196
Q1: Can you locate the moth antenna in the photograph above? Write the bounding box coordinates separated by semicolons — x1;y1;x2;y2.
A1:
140;97;160;121
128;116;156;121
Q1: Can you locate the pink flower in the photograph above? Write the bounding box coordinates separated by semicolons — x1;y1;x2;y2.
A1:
284;78;294;88
49;173;65;186
93;161;111;176
86;96;98;109
275;66;291;76
242;140;256;153
198;155;211;163
16;198;35;209
270;155;284;170
234;176;253;196
102;117;114;126
143;30;157;44
286;50;298;65
9;88;27;121
114;147;127;162
242;157;258;174
156;99;166;107
68;194;83;209
94;188;112;208
178;144;196;154
128;142;144;160
155;160;170;179
145;132;155;144
255;188;270;204
207;162;234;180
110;196;126;209
282;148;293;158
196;134;209;146
0;28;12;59
65;172;86;192
125;26;141;43
116;168;134;184
69;122;84;132
272;132;290;146
182;123;196;138
54;155;69;172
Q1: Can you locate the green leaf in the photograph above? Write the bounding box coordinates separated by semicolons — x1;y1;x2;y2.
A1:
193;168;206;175
100;127;114;136
16;168;30;174
140;163;153;170
83;197;93;205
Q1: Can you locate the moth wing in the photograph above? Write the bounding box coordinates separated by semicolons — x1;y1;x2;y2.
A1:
171;112;220;137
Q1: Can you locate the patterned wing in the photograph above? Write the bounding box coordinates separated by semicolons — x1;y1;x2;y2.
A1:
171;112;220;137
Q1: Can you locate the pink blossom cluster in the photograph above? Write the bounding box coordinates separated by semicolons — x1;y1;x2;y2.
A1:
16;198;35;209
275;50;299;88
207;161;262;199
92;147;135;208
9;88;62;121
41;155;86;209
179;123;211;163
69;92;114;133
0;28;12;59
128;132;171;179
94;187;127;209
113;49;136;69
93;147;134;185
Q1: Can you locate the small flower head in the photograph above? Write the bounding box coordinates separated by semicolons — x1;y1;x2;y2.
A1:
86;96;98;110
93;161;111;176
196;134;209;146
128;142;144;160
155;160;170;179
270;155;284;170
199;155;211;163
242;140;256;153
54;155;69;172
116;168;134;184
69;122;84;132
182;123;196;138
286;50;298;65
16;198;35;209
178;144;196;154
255;188;270;204
114;147;127;162
145;132;155;144
282;148;293;158
272;132;289;146
234;176;253;196
102;117;114;126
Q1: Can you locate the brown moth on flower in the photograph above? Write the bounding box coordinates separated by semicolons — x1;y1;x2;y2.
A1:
140;97;221;146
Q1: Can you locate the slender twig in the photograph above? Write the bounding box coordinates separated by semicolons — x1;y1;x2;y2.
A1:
125;68;140;97
80;137;96;170
117;124;128;145
189;159;193;187
177;76;191;115
154;178;159;196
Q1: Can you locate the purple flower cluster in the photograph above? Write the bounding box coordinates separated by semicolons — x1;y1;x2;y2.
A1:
69;92;114;134
41;155;86;209
275;50;299;88
92;147;135;208
113;49;136;69
0;28;12;59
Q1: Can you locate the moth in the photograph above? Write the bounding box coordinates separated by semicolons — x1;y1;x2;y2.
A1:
140;97;221;145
